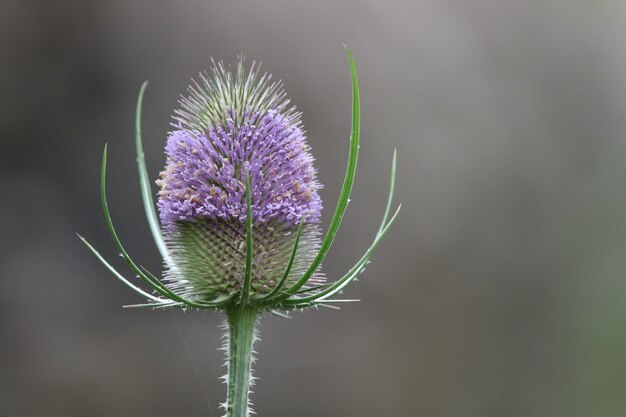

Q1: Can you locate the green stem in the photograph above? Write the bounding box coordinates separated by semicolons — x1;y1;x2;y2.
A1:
225;307;259;417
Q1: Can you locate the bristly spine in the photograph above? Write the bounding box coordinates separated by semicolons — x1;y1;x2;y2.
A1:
175;57;294;133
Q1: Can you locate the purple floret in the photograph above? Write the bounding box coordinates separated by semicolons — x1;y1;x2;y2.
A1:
157;108;322;227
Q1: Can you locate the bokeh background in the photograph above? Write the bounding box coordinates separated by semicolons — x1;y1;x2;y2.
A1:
2;1;626;416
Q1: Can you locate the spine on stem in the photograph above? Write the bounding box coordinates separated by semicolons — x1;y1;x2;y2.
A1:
224;307;259;417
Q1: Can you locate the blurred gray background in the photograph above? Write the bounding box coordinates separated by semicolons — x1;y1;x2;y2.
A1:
2;0;626;416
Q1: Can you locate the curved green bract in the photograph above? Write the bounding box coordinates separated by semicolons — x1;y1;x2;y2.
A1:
282;205;400;306
101;144;171;298
378;149;397;235
135;81;172;266
282;136;399;307
100;144;230;309
293;282;331;295
257;217;306;302
123;302;184;308
78;233;167;303
270;48;361;302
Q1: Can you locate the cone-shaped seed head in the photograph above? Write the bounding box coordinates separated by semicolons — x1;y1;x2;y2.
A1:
156;59;324;301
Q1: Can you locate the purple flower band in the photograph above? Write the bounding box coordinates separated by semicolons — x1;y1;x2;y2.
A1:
157;108;322;228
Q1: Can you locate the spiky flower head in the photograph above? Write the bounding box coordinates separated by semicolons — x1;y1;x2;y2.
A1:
153;60;324;302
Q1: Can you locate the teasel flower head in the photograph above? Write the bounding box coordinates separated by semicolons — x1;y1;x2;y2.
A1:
155;59;326;303
79;49;399;417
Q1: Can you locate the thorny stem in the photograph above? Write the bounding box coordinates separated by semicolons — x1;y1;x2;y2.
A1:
225;307;259;417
